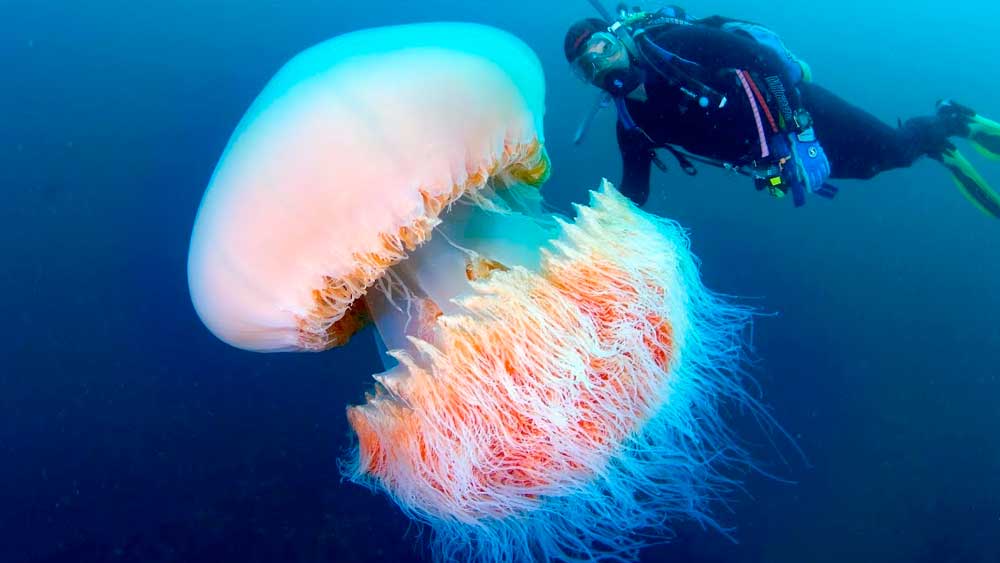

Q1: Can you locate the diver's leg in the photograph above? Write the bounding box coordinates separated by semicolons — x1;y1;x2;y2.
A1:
799;82;927;180
802;83;1000;217
937;99;1000;160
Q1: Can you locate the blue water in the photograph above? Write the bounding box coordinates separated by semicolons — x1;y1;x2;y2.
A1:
3;1;998;561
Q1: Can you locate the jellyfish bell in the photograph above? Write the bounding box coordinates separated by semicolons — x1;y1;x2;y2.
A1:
189;22;765;563
187;22;550;353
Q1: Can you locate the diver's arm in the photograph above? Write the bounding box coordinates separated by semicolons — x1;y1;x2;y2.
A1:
617;121;653;206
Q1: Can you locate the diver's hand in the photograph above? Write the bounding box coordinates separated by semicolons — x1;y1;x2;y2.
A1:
755;132;832;206
789;127;831;193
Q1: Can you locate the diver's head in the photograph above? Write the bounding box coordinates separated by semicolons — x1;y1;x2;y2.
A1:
564;18;639;95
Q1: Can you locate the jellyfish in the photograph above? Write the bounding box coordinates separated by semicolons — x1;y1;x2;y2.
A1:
188;23;760;562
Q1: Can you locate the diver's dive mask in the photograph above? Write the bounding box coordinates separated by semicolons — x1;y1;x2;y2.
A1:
570;32;632;88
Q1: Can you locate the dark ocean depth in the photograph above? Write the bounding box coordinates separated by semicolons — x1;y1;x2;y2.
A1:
3;1;998;561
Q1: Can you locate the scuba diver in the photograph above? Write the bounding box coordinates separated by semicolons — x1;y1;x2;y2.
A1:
565;2;1000;218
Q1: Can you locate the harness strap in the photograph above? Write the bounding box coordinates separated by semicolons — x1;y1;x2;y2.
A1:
613;96;670;172
736;70;770;159
744;72;779;133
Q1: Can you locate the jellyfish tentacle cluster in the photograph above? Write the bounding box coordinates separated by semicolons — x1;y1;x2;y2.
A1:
188;22;767;563
347;182;755;562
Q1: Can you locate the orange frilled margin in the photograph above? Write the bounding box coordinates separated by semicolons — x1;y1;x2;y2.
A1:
294;140;551;351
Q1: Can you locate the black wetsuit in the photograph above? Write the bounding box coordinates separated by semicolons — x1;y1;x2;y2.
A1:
617;19;948;205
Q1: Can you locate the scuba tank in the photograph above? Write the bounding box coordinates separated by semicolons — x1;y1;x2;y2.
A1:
721;21;813;84
585;2;812;105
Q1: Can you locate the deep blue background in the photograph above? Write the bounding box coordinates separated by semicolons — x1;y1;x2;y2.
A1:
3;1;998;561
